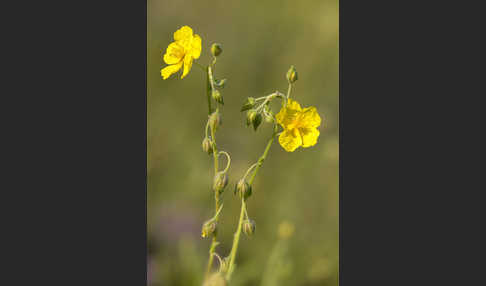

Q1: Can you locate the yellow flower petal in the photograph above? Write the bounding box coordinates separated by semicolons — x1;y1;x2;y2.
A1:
276;99;302;130
287;98;302;111
299;106;321;128
300;127;320;148
163;42;184;64
278;128;302;152
173;26;193;42
190;34;202;59
181;54;193;79
161;61;183;80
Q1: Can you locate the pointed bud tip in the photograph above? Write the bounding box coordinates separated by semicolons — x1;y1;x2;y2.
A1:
286;65;298;83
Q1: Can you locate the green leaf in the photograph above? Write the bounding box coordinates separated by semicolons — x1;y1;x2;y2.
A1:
252;113;262;131
240;97;256;112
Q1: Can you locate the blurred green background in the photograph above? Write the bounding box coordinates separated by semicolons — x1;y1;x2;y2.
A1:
147;0;338;285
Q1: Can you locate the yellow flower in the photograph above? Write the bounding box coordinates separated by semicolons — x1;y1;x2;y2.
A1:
161;26;202;80
275;98;321;152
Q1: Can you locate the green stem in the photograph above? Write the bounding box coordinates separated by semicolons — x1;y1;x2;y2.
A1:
225;198;246;280
225;125;278;281
286;83;292;100
204;62;221;277
249;126;277;185
206;67;212;115
205;114;220;278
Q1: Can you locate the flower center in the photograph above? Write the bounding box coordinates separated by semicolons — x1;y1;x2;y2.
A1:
171;44;186;60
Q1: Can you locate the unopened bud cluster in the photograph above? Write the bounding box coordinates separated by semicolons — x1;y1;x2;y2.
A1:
239;92;282;131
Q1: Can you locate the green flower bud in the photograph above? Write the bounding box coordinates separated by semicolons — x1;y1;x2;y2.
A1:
235;178;252;200
243;219;256;237
264;110;274;123
214;78;227;88
209;111;221;132
240;97;256;112
286;65;298;83
246;110;257;126
202;137;213;155
203;273;227;286
201;219;217;238
212;90;224;105
211;43;223;57
213;171;228;194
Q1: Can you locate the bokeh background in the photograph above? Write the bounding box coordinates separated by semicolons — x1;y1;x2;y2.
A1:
147;0;338;285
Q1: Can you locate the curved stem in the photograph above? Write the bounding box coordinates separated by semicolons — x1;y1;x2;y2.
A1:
242;163;258;180
218;151;231;173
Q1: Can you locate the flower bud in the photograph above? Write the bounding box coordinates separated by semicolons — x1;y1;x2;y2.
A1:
202;137;213;155
240;97;256;112
235;178;252;200
214;78;227;88
264;110;274;123
212;90;224;105
209;111;221;132
246;110;262;130
201;219;217;238
213;171;228;194
243;219;256;237
286;65;298;83
246;110;257;126
211;43;223;57
203;273;227;286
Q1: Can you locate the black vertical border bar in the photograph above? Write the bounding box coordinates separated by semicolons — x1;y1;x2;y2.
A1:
5;0;147;284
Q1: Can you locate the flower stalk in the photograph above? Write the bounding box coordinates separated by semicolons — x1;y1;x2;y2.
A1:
205;53;229;278
225;124;279;281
